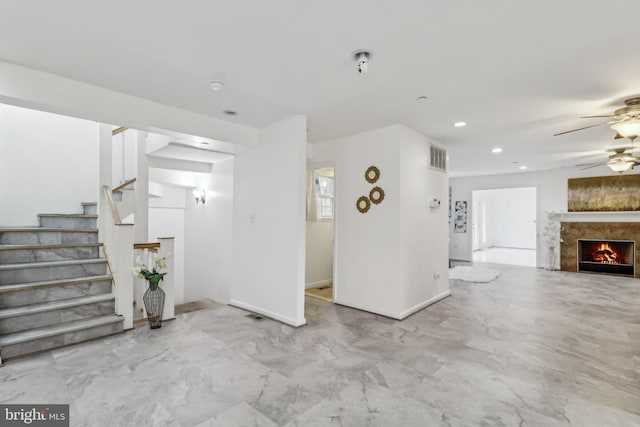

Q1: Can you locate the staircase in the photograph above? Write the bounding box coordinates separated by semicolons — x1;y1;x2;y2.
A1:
0;203;124;364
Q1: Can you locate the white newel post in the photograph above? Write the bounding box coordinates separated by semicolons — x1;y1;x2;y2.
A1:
134;130;149;243
98;123;113;249
113;224;135;330
159;237;175;321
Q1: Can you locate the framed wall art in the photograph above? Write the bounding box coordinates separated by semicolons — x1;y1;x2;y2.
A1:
454;200;467;233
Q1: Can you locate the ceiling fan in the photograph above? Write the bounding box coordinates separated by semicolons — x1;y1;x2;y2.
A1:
577;147;640;173
555;97;640;141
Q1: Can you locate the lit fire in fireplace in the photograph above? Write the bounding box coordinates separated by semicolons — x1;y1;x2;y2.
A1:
591;242;623;264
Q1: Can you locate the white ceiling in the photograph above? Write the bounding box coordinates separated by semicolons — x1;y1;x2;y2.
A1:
2;1;640;177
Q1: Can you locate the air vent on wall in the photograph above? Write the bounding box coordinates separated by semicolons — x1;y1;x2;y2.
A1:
430;144;447;171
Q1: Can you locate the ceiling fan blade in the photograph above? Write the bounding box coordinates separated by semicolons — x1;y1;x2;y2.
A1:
575;162;601;167
554;121;612;136
580;115;615;118
580;163;604;170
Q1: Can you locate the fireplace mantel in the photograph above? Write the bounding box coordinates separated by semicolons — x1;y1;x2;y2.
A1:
550;211;640;223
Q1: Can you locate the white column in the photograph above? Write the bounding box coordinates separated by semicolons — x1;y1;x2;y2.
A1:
159;237;175;321
98;123;113;244
112;224;135;330
134;130;149;243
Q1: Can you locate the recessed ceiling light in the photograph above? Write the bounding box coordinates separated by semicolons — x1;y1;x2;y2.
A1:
519;165;527;170
223;110;238;116
492;147;503;153
416;96;428;102
453;121;466;127
210;80;225;92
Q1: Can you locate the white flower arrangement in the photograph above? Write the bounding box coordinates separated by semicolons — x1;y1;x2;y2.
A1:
133;252;170;290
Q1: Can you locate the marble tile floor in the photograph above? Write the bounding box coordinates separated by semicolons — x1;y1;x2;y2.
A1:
1;265;639;426
473;247;537;267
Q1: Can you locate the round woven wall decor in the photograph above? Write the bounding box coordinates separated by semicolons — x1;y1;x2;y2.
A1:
369;186;385;204
356;196;371;213
365;166;380;184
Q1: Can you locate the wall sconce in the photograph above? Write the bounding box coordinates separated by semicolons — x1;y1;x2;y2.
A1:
193;189;206;204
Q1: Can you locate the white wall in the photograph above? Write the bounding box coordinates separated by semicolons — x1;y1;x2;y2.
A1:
398;127;450;317
230;116;307;327
148;186;185;304
450;168;640;267
0;103;98;226
184;158;234;304
112;129;138;186
311;124;450;319
473;187;536;249
305;220;333;287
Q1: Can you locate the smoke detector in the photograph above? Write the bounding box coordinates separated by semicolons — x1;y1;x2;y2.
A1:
353;50;372;74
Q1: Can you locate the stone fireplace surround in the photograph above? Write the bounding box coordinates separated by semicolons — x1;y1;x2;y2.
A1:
552;212;640;279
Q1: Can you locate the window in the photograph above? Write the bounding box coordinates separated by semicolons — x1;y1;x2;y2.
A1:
315;172;334;219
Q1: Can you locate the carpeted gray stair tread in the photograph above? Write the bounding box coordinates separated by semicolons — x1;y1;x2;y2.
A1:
0;294;114;319
0;275;112;294
0;243;102;250
0;314;123;346
0;228;98;232
0;258;106;271
37;214;98;218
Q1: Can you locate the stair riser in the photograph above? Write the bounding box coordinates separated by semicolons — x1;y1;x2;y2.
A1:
0;231;98;245
0;246;100;264
0;262;107;286
0;281;112;308
83;205;97;215
0;321;123;361
0;301;115;334
39;217;97;229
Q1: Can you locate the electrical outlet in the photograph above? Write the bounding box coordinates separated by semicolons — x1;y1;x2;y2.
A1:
433;272;440;280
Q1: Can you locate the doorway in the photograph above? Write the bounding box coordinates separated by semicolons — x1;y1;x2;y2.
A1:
471;187;537;267
304;167;335;302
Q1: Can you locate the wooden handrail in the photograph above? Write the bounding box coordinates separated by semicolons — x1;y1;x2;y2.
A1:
112;177;137;193
102;185;122;225
133;243;161;252
112;127;128;136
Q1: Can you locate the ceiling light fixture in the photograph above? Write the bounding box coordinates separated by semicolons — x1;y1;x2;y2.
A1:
611;119;640;141
609;160;635;173
492;148;503;153
209;80;225;92
353;50;371;74
454;122;466;127
519;165;527;170
416;96;428;102
608;160;635;173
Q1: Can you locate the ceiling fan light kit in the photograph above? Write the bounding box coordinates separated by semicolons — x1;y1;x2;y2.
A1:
608;160;635;173
611;119;640;141
555;97;640;141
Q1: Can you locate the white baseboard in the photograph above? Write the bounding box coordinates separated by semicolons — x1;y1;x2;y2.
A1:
229;299;307;327
397;290;451;319
334;290;451;320
305;279;332;289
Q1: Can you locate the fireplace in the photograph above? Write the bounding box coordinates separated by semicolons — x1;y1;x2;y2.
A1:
577;239;635;277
